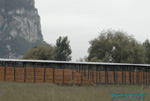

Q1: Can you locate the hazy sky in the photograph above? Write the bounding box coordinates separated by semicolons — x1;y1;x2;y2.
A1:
35;0;150;61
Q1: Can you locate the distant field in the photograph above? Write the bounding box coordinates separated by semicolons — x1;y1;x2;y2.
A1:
0;82;150;101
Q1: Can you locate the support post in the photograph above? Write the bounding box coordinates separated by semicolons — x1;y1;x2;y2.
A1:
121;66;123;85
149;67;150;85
141;67;143;85
53;66;55;83
63;64;64;85
143;68;144;85
81;65;83;85
96;65;98;84
129;66;131;85
4;62;6;81
138;67;139;85
114;66;115;85
125;66;126;85
116;66;118;84
105;66;108;85
34;63;36;83
24;63;26;83
146;67;148;85
43;64;45;83
99;70;101;84
142;68;144;85
72;65;74;85
14;66;15;82
88;66;89;79
133;66;134;85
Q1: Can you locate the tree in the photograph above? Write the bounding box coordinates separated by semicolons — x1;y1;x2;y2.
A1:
55;36;72;61
88;29;145;64
77;56;88;62
23;45;55;60
143;39;150;64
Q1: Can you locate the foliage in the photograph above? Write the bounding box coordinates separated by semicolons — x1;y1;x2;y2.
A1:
88;29;145;64
143;39;150;64
78;56;88;62
23;45;55;60
55;36;72;61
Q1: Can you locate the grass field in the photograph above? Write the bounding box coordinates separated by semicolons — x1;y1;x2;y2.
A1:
0;82;150;101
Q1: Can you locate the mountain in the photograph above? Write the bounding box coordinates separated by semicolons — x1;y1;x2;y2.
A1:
0;0;45;58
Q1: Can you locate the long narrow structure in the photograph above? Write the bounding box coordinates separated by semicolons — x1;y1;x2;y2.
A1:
0;58;150;85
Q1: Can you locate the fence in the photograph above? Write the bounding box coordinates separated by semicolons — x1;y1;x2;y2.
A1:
0;59;150;85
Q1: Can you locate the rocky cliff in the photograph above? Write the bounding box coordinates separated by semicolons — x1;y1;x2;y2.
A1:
0;0;45;58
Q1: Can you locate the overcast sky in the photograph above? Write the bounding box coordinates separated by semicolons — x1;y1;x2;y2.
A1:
35;0;150;61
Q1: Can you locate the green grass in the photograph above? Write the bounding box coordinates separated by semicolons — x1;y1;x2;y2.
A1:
0;82;150;101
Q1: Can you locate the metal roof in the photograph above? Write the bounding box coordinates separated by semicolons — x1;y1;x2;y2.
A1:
0;58;150;67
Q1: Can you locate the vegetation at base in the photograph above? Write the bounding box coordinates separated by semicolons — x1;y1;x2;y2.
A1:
87;29;150;64
23;45;55;60
0;82;150;101
23;36;72;61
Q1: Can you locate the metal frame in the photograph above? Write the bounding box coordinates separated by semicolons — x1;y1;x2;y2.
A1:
0;58;150;67
0;58;150;85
